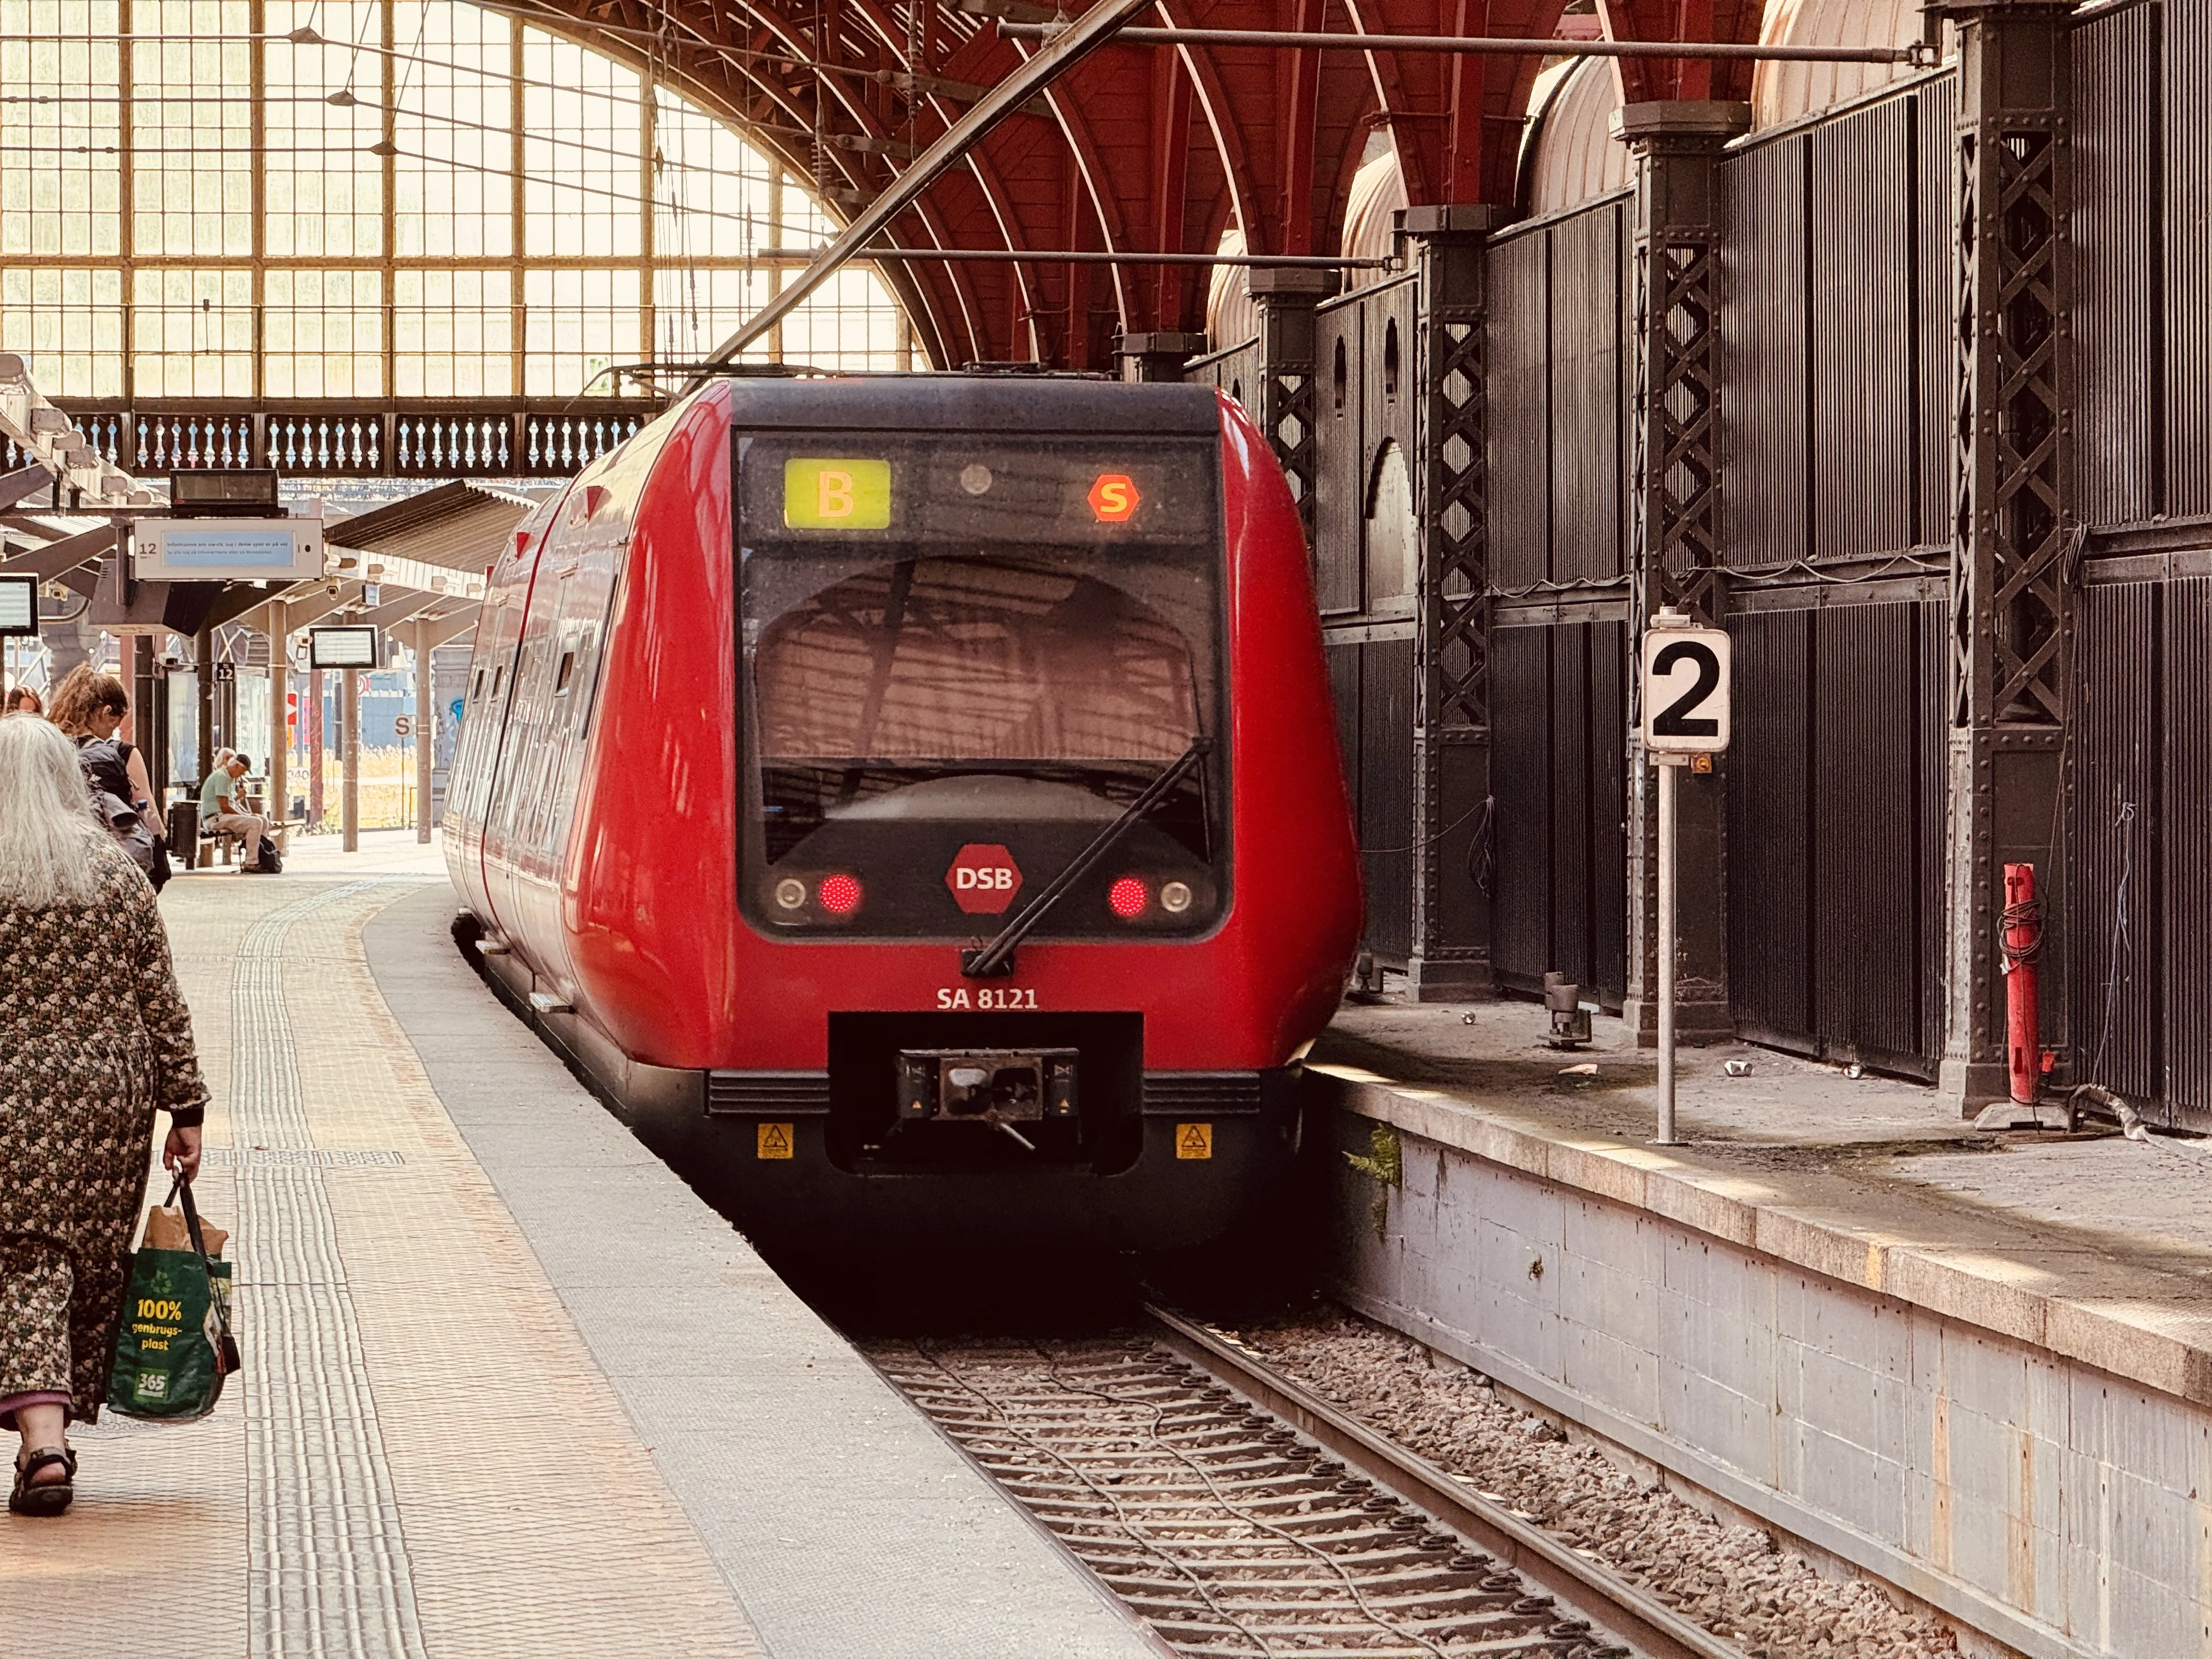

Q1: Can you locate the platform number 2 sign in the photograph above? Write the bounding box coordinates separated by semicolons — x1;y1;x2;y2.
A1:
1640;624;1731;755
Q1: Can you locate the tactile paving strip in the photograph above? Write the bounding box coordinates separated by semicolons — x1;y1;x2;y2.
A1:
229;884;430;1659
8;876;765;1658
202;1148;407;1167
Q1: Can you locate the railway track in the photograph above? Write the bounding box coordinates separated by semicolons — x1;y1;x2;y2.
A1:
866;1307;1750;1659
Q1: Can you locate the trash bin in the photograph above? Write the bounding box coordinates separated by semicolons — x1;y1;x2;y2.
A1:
167;800;199;867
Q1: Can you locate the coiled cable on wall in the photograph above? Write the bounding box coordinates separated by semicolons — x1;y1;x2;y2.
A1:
1999;891;2044;971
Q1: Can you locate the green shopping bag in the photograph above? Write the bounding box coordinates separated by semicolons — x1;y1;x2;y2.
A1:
105;1175;240;1420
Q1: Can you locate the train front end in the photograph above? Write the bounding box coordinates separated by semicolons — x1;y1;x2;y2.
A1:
592;379;1358;1251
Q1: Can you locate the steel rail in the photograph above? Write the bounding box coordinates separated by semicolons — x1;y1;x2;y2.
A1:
1146;1303;1752;1659
1001;21;1936;64
692;0;1157;377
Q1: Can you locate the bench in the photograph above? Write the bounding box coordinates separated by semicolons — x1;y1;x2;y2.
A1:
167;797;272;870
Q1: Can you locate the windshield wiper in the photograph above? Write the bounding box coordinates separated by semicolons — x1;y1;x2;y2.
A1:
961;736;1211;979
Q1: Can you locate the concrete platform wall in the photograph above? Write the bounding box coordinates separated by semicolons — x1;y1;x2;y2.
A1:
1326;1108;2212;1659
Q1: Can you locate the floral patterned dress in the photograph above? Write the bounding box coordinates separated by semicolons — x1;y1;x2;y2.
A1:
0;837;208;1423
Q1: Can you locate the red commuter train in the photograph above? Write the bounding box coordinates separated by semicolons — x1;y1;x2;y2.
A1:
445;374;1361;1251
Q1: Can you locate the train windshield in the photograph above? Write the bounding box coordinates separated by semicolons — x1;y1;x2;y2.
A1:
733;431;1227;936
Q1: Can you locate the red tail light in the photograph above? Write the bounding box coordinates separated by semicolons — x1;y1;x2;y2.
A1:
1108;876;1148;918
819;873;862;915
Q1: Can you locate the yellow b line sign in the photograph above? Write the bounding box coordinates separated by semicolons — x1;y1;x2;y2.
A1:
785;458;891;529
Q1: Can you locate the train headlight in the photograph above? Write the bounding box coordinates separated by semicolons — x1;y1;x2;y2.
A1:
819;873;864;915
774;877;807;910
1160;880;1193;915
1108;877;1148;918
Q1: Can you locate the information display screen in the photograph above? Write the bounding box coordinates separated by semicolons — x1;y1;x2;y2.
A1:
134;517;323;582
161;527;297;568
743;436;1210;551
783;458;893;529
0;575;35;636
308;626;378;669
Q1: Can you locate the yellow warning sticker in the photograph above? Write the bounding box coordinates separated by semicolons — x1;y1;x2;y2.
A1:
1175;1122;1212;1160
756;1122;794;1160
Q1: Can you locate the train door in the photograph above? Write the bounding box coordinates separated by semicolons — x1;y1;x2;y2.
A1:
448;529;531;918
504;506;630;996
461;487;569;936
483;577;562;948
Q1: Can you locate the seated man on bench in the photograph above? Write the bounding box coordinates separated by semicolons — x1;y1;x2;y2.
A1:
200;752;274;872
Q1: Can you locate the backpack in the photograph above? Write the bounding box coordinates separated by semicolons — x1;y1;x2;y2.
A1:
80;736;166;889
255;837;282;874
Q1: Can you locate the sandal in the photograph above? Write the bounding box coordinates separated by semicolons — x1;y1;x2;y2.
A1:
9;1446;75;1517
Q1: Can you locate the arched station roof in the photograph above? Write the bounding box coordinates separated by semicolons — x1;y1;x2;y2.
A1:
495;0;1795;369
3;0;1916;394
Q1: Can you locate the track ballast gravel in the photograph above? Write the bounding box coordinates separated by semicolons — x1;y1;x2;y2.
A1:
1224;1307;1958;1659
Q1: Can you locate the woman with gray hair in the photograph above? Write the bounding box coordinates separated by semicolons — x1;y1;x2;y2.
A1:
0;714;208;1516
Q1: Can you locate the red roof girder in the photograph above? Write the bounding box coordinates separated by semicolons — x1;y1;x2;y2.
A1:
1595;0;1763;101
495;0;1752;366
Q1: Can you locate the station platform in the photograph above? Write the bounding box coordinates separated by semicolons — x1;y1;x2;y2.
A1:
1;867;1164;1659
1311;1000;2212;1659
1317;1000;2212;1395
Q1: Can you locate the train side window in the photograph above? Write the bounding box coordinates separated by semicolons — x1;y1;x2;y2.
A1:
554;650;577;696
1331;336;1347;416
492;664;506;701
471;668;484;702
1383;318;1400;400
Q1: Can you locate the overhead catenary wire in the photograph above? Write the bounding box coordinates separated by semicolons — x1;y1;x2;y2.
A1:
1000;19;1938;63
759;244;1390;267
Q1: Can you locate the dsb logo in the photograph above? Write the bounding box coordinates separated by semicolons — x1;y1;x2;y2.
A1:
946;844;1024;915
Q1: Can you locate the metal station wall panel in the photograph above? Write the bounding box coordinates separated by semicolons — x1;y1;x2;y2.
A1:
1486;231;1551;590
1719;134;1810;569
2073;2;2161;528
1549;625;1594;989
1491;627;1550;988
1327;639;1363;821
1549;202;1627;583
1188;340;1262;418
1915;74;1957;546
1918;601;1948;1063
1591;621;1629;1005
1730;601;1939;1071
2166;0;2212;517
1727;609;1812;1042
1359;637;1417;961
1488;620;1628;1006
1809;100;1917;562
1365;279;1418;466
2162;580;2212;1119
2070;583;2159;1106
1313;300;1365;616
1811;602;1926;1065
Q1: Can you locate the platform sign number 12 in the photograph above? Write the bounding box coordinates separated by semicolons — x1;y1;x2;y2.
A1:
1640;620;1731;754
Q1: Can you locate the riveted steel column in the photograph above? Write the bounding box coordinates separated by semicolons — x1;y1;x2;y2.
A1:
1617;101;1747;1048
1403;204;1500;1002
1115;330;1210;383
1248;269;1338;542
1938;0;2074;1110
